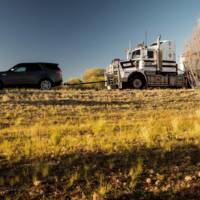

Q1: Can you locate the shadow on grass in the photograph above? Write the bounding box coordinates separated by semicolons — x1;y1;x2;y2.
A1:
0;99;144;107
0;144;200;199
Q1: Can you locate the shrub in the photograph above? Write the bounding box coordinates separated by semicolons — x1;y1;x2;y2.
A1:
66;77;83;89
82;68;105;89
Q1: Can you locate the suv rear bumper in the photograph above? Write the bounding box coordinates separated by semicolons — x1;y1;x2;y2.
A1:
54;80;63;86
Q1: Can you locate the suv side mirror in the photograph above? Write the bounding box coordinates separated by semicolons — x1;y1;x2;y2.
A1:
10;68;14;71
8;68;15;72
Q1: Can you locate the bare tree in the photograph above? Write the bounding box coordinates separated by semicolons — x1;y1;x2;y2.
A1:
184;18;200;81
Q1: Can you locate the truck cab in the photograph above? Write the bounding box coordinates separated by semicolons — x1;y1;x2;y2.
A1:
105;37;187;89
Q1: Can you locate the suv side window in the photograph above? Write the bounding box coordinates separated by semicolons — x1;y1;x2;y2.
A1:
26;65;42;72
44;64;60;71
13;66;27;72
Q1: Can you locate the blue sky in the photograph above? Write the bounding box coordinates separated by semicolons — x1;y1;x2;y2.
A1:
0;0;199;80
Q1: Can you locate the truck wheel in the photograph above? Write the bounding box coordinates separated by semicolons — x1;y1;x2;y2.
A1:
130;76;145;89
39;79;52;90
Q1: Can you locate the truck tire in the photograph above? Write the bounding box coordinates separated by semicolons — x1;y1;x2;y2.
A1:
129;76;145;89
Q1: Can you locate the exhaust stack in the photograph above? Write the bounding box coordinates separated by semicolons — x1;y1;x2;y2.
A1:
157;35;162;72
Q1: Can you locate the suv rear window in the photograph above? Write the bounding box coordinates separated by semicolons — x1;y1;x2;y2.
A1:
43;64;60;71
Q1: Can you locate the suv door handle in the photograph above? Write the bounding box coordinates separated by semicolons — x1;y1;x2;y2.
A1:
2;73;7;76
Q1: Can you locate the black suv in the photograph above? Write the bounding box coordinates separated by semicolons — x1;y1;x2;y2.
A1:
0;63;63;90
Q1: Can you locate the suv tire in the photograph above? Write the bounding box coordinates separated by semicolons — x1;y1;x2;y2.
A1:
39;79;52;90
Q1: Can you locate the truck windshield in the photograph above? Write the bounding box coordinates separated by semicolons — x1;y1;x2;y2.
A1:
132;50;140;59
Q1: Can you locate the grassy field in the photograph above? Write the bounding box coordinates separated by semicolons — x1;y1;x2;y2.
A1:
0;88;200;200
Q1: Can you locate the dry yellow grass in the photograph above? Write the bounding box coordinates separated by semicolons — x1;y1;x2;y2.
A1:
0;88;200;199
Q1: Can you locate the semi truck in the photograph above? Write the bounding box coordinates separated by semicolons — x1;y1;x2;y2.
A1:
105;36;195;89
